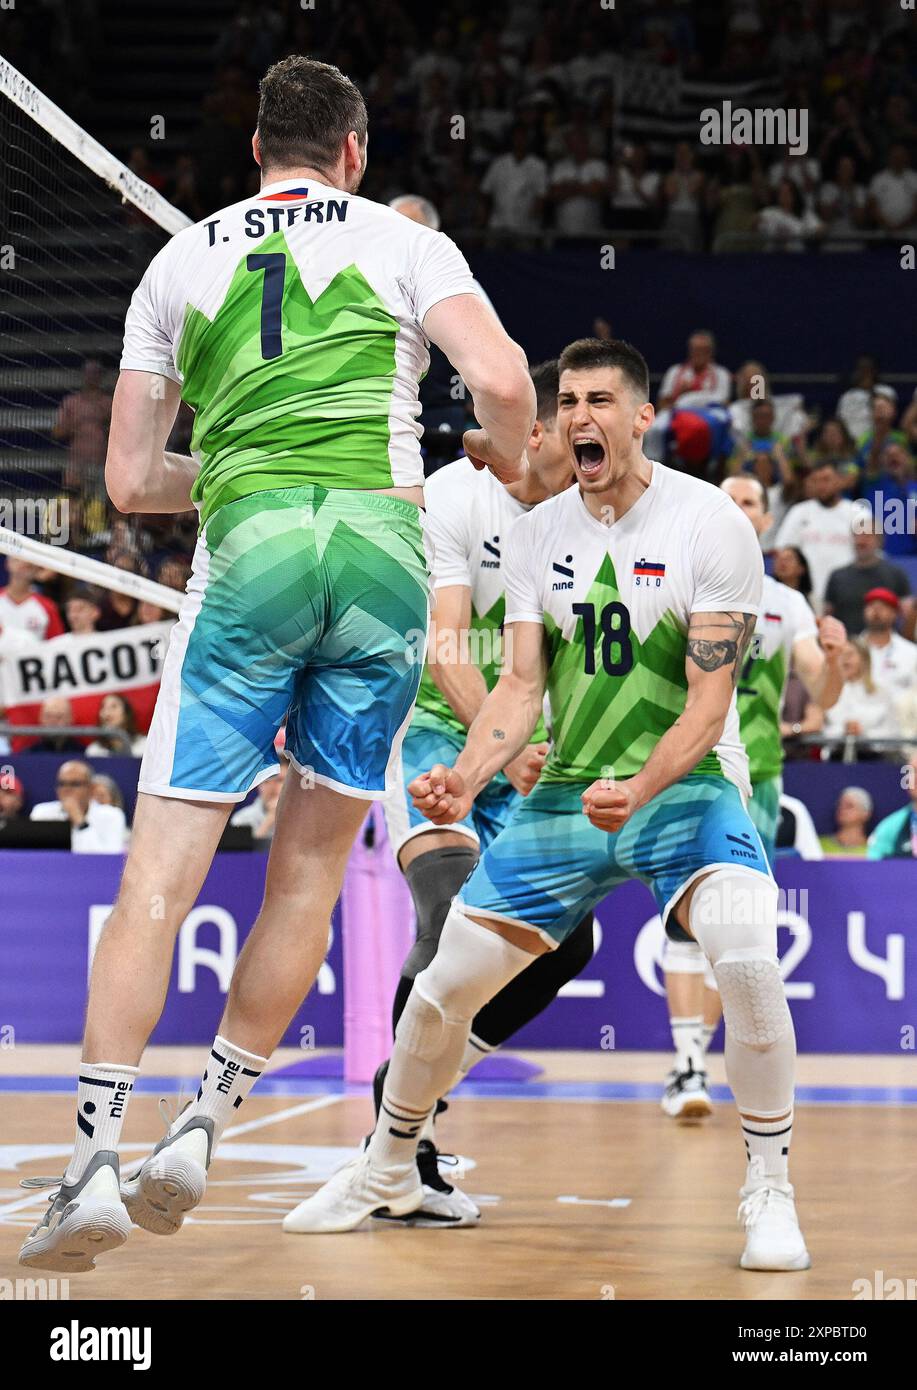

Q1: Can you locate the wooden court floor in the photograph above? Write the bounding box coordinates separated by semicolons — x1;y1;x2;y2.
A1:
1;1047;915;1301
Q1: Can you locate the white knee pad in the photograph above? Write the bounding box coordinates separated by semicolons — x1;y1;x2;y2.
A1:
396;905;532;1057
663;937;706;975
687;871;789;1049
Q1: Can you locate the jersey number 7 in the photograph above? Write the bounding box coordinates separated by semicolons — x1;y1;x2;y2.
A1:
247;252;286;360
572;601;634;676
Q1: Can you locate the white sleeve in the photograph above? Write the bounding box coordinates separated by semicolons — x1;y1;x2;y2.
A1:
410;229;478;328
691;501;762;615
424;468;474;589
74;805;127;854
787;586;818;651
120;244;182;382
774;503;803;550
503;515;544;625
713;366;732;402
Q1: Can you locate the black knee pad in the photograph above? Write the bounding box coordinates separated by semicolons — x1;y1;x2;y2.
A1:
400;843;479;982
471;912;595;1048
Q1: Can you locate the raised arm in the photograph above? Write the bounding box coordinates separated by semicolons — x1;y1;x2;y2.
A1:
422;293;535;484
105;371;199;514
791;619;846;711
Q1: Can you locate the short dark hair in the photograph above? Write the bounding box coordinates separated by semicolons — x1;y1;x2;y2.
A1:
557;338;650;401
529;360;559;425
257;56;368;174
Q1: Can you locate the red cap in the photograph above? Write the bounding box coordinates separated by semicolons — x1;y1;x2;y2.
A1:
864;587;899;609
671;411;712;465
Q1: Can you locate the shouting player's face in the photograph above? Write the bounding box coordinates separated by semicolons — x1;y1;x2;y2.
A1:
557;366;652;492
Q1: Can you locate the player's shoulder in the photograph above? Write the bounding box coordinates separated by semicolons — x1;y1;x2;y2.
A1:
424;457;478;503
506;481;579;548
655;462;739;529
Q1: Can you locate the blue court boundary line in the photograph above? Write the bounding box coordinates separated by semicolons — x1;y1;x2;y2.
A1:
2;1075;916;1106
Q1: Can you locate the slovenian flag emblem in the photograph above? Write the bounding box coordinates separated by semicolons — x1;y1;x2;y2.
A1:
634;559;665;577
260;186;310;202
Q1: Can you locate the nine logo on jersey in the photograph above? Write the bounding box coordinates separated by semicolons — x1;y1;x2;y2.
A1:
552;555;575;590
481;536;500;569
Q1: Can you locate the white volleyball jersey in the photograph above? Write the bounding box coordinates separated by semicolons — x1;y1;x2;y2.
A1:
738;573;817;783
120;176;477;523
415;459;532;734
502;460;763;790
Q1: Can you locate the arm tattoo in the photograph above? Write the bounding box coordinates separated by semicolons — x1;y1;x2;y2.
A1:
687;612;756;686
492;728;506;740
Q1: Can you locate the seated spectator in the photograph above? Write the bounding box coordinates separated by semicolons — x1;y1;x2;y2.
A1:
779;670;824;754
729;361;809;454
757;178;822;252
50;358;112;493
0;558;64;640
867;142;917;242
481;125;547;236
134;600;171;625
836;355;892;445
549;129;610;238
0;771;26;828
867;752;917;859
156;557;192;594
97;553;140;631
822;638;900;756
773;546;813;604
774;462;867;609
823;524;911;635
818;155;867;250
766;145;821;204
708;145;765;253
31;696;84;754
808;417;858;490
854;388;906;478
857;442;917;558
30;759;127;852
230;761;287;841
0;615;40;755
90;773;125;810
659;142;705;253
862;588;917;703
85;694;148;757
65;583;103;636
658;330;731;411
610;143;660;237
729;398;797;544
819;786;873;856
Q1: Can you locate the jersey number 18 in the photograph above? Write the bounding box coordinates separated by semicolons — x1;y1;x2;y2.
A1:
572;601;634;676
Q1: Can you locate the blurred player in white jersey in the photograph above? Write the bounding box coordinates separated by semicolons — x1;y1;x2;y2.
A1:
660;473;845;1120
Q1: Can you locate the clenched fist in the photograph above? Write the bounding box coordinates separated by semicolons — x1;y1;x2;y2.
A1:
408;763;474;826
581;777;645;832
463;428;527;486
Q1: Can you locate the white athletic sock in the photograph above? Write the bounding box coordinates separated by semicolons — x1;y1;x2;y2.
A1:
670;1015;704;1074
701;1022;718;1055
65;1062;140;1184
742;1109;793;1187
370;910;532;1170
173;1035;267;1145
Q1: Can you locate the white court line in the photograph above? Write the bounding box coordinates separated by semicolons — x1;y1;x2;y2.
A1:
219;1093;343;1139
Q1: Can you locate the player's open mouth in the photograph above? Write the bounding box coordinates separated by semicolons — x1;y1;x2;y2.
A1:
573;439;606;476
